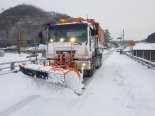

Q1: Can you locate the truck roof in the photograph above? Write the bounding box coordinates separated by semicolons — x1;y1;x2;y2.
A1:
55;21;91;26
54;17;98;27
49;23;88;30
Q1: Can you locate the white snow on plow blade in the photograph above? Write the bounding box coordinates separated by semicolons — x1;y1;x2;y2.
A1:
65;71;83;95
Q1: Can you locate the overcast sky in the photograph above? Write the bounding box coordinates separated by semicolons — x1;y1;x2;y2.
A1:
1;0;155;40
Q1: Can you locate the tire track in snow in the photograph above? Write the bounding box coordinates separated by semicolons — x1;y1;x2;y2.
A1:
0;95;39;116
65;51;114;116
65;51;113;115
82;50;113;93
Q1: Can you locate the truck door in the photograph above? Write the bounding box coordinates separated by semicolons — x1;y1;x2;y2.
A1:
89;27;95;52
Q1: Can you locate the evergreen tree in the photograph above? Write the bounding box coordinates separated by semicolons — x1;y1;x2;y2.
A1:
104;29;112;43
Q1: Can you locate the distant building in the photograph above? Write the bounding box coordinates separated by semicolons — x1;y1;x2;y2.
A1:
133;43;155;62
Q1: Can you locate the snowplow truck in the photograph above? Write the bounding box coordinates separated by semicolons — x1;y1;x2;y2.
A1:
47;18;104;76
20;17;104;95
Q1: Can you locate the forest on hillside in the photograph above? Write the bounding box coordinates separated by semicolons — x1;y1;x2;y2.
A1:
0;4;69;47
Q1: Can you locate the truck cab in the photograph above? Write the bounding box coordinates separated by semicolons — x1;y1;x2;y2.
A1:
46;18;103;76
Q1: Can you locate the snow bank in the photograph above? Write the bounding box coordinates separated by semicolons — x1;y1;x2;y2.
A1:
67;52;155;116
0;72;78;113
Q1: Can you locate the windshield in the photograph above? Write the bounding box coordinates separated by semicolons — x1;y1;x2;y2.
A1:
48;24;87;42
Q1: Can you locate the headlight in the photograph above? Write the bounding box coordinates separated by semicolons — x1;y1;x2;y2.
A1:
82;63;86;67
50;39;53;43
60;38;64;42
82;63;86;69
70;37;76;42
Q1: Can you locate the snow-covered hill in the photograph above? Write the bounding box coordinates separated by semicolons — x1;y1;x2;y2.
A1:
0;51;155;116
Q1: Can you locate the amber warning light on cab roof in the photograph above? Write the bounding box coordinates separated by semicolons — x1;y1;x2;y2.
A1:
58;17;84;23
58;17;98;26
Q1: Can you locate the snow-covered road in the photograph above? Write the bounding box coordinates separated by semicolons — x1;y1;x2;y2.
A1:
0;52;155;116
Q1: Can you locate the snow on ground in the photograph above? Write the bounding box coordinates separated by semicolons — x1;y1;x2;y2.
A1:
0;51;155;116
0;72;77;114
68;52;155;116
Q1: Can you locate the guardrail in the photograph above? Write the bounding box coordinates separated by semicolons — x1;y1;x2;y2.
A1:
0;60;29;71
124;52;155;70
0;58;46;73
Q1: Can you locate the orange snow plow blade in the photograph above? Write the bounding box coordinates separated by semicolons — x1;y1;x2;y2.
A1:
20;62;84;95
20;52;84;95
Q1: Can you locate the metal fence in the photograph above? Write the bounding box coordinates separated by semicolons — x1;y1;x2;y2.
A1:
0;60;30;71
124;52;155;70
0;58;46;74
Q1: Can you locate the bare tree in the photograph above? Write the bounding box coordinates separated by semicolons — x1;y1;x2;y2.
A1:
11;23;26;54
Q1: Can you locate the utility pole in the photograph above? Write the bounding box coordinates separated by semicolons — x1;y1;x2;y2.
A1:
18;30;21;54
123;29;124;41
86;15;88;19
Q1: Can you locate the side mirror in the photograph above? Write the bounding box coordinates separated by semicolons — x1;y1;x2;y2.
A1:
91;29;96;36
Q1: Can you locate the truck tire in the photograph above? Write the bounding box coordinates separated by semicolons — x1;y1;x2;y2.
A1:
87;57;95;77
96;55;102;69
87;65;94;77
100;55;102;67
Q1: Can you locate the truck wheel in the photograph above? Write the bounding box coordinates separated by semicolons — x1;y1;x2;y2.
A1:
96;56;101;69
87;59;95;77
100;55;102;67
87;67;94;77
